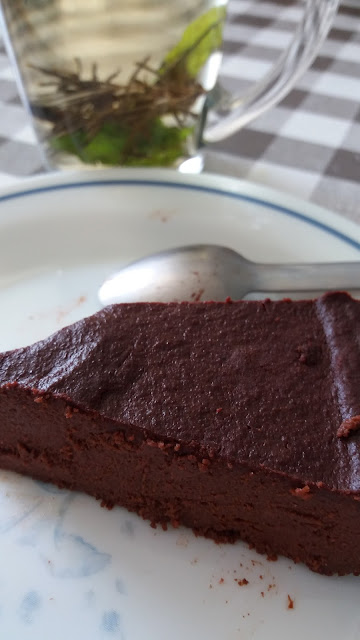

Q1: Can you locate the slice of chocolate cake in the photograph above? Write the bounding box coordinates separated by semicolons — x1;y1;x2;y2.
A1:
0;292;360;575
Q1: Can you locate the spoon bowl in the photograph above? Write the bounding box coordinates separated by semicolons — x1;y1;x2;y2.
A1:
98;244;360;305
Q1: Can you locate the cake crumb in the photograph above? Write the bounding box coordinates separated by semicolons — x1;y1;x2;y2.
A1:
296;343;322;366
291;485;312;500
287;594;295;609
64;406;79;419
219;578;224;585
149;208;174;222
251;559;262;567
198;459;210;472
235;578;249;587
100;499;114;510
266;553;278;562
261;591;264;598
337;415;360;438
190;289;205;302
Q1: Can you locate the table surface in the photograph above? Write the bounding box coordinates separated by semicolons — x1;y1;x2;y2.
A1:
0;0;360;224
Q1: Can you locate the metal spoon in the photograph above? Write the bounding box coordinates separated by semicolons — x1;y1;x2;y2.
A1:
98;244;360;305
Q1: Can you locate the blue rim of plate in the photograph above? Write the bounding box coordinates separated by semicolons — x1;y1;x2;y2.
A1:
1;177;359;252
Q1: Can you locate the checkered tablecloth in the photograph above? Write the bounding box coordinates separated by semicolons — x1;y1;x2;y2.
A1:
0;0;360;223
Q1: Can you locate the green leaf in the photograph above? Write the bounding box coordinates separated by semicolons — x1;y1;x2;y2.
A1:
51;119;193;167
82;124;127;164
163;6;226;78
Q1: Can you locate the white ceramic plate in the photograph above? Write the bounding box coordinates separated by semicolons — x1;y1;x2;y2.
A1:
0;168;359;640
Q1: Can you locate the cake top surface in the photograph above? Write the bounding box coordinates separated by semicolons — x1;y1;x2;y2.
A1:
1;292;360;490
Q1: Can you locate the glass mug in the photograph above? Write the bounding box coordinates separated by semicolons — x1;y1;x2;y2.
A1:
0;0;339;171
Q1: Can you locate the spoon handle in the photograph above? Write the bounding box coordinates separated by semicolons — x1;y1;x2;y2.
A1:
252;262;360;293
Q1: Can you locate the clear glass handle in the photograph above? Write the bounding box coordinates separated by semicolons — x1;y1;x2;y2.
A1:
204;0;340;143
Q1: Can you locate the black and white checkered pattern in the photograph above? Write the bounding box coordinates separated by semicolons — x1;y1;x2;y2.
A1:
0;0;360;222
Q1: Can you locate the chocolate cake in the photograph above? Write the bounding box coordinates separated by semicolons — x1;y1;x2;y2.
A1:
0;292;360;575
